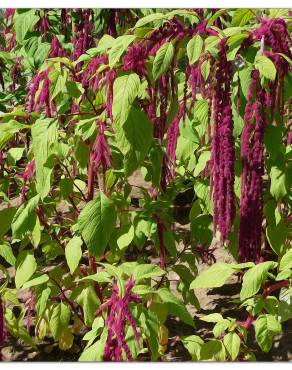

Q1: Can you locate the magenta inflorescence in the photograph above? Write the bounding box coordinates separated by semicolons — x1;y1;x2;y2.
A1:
210;39;235;242
49;36;67;58
90;121;112;190
27;69;53;117
238;70;267;262
20;160;36;202
96;278;141;362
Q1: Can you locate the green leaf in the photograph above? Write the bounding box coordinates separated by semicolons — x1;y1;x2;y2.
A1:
116;106;153;176
264;126;283;161
158;288;194;327
117;225;134;250
276;269;291;281
134;13;166;28
240;262;277;301
201;313;224;323
49;303;71;340
191;214;213;245
193;180;213;215
268;9;289;18
15;251;37;289
109;35;136;67
213;319;230;338
193;151;211;177
76;286;99;326
181;335;204;361
0;244;16;266
95;34;115;54
0;120;29;150
79;328;108;361
255;314;281;352
112;73;140;126
266;221;288;256
279;249;292;271
14;10;38;43
152;42;174;81
231;9;253;26
65;236;83;274
7;147;25;166
227;33;249;50
187;35;204;64
201;59;211;81
223;332;241;360
11;195;40;239
270;165;287;200
37;287;51;317
207;9;227;27
200;339;223;360
239;66;252;99
132;264;165;283
167;9;199;23
78;271;111;284
132;285;156;295
51;68;68;100
22;274;49;289
193;99;209;127
77;192;116;258
31;119;58;199
190;263;234;289
0;208;17;238
255;55;277;81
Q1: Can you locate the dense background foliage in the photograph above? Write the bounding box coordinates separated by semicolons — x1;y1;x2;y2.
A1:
0;8;291;361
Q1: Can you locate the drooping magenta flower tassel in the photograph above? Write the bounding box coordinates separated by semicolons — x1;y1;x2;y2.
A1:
96;278;141;361
238;70;267;262
210;39;235;242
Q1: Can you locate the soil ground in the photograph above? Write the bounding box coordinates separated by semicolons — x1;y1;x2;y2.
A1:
1;170;291;361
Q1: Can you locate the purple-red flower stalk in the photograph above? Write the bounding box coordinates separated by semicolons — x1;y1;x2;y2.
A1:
96;278;141;361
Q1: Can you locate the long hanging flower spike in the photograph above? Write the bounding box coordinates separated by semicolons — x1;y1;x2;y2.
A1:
49;36;67;58
210;39;236;243
27;69;53;117
96;278;141;361
238;70;267;262
89;121;112;192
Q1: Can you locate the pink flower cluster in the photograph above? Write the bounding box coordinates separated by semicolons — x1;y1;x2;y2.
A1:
20;160;36;202
254;18;291;57
35;10;50;34
238;70;266;262
210;39;235;242
72;10;95;62
123;44;148;76
27;69;53;117
10;57;22;92
90;121;112;191
49;36;67;58
81;55;108;92
95;278;141;361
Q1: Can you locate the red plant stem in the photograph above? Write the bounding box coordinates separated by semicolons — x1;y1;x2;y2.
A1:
69;66;99;116
35;207;64;249
243;314;254;330
89;255;103;303
68;194;80;216
58;160;86;201
239;279;290;331
49;276;88;328
262;279;289;299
